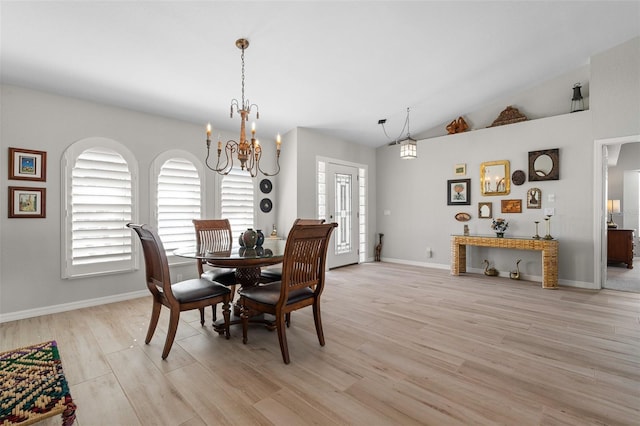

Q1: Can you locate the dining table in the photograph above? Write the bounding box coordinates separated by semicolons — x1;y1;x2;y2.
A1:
174;237;286;331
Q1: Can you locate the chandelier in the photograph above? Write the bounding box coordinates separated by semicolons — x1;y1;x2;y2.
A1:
379;107;417;159
205;38;281;177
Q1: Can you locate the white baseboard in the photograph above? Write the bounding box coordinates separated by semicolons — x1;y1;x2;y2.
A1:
0;290;148;324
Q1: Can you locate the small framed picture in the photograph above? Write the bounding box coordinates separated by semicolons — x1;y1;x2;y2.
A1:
478;202;493;219
454;163;466;176
8;186;46;218
447;179;471;206
501;199;522;214
9;147;47;181
527;188;542;209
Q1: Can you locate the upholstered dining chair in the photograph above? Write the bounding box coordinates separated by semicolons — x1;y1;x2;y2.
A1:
239;222;337;364
192;219;238;321
260;218;325;283
127;223;231;359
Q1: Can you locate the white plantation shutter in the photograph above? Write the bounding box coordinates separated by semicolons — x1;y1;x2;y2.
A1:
221;168;254;240
157;158;201;254
63;141;137;278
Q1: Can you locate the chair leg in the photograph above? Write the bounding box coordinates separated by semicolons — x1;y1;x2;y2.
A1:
211;304;217;322
221;300;231;339
145;301;162;344
199;307;205;326
162;308;180;360
285;312;291;328
240;303;249;344
312;301;325;347
276;312;290;364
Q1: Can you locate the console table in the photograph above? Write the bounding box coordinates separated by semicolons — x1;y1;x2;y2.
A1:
451;235;559;289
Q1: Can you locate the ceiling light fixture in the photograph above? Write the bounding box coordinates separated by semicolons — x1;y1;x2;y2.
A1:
205;38;281;177
379;107;417;159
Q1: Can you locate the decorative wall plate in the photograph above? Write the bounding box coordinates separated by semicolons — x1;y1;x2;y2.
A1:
512;170;526;185
259;178;272;194
455;212;471;222
260;198;272;213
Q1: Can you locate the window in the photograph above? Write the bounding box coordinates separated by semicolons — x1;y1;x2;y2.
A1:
62;138;138;278
152;151;203;258
221;168;254;240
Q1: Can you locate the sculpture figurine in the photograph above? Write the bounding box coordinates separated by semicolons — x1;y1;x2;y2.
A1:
446;116;469;134
510;259;522;280
483;259;499;276
374;233;384;262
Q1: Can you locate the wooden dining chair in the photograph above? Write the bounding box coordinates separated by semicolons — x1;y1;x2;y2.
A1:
260;218;325;283
193;219;238;321
239;222;337;364
127;223;231;359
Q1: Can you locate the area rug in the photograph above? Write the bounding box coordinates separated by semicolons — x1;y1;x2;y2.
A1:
0;341;76;426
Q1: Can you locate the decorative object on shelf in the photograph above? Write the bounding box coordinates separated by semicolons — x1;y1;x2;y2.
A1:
8;186;46;218
483;259;499;276
571;82;585;113
488;106;527;127
260;178;272;194
374;233;384;262
533;221;541;239
528;148;559;181
527;188;542;209
607;199;620;228
446;116;469;134
455;212;471;222
270;223;277;237
510;259;522;280
480;160;510;196
454;163;466;176
478;202;493;219
501;199;522;214
379;107;417;159
491;218;509;237
260;198;273;213
240;228;258;249
204;38;281;177
511;170;526;186
463;224;469;236
543;216;553;240
447;178;471;206
255;229;265;247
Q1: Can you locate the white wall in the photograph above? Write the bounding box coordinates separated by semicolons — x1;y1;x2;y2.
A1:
377;111;594;286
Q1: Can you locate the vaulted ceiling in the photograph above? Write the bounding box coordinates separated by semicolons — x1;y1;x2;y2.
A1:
2;1;639;147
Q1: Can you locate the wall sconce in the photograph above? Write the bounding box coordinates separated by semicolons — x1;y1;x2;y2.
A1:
607;199;620;228
571;83;584;113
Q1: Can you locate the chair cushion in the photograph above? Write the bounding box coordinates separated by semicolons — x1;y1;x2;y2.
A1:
238;282;314;306
171;278;230;303
201;268;237;285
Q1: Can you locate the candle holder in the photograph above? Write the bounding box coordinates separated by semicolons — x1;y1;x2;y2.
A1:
532;221;540;240
543;216;553;240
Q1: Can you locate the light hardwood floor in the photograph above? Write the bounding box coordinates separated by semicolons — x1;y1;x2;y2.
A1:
1;262;639;425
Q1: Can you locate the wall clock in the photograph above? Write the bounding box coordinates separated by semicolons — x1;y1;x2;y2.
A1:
260;198;272;213
260;178;272;194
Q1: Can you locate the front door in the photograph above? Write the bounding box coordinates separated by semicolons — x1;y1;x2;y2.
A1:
326;162;359;269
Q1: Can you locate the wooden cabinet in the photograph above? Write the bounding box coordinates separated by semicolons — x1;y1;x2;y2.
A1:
607;229;635;269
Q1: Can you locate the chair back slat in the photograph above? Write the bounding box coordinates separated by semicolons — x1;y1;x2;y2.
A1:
127;223;176;302
279;223;337;305
192;219;234;273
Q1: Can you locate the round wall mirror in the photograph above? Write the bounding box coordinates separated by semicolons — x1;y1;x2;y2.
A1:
528;149;559;181
534;155;553;177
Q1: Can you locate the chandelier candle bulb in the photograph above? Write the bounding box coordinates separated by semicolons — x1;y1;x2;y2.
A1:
206;123;212;139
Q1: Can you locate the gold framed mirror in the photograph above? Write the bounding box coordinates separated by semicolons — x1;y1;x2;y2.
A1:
481;160;510;196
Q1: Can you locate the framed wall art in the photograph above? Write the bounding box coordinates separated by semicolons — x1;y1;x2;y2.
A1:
454;163;466;176
8;186;46;218
478;202;493;219
501;199;522;214
528;148;559;181
447;179;471;206
527;188;542;209
8;147;47;181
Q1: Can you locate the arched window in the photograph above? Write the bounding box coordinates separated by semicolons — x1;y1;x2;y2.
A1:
151;151;203;259
62;138;138;278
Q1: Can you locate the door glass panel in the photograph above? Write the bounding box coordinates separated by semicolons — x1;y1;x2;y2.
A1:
335;173;352;254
